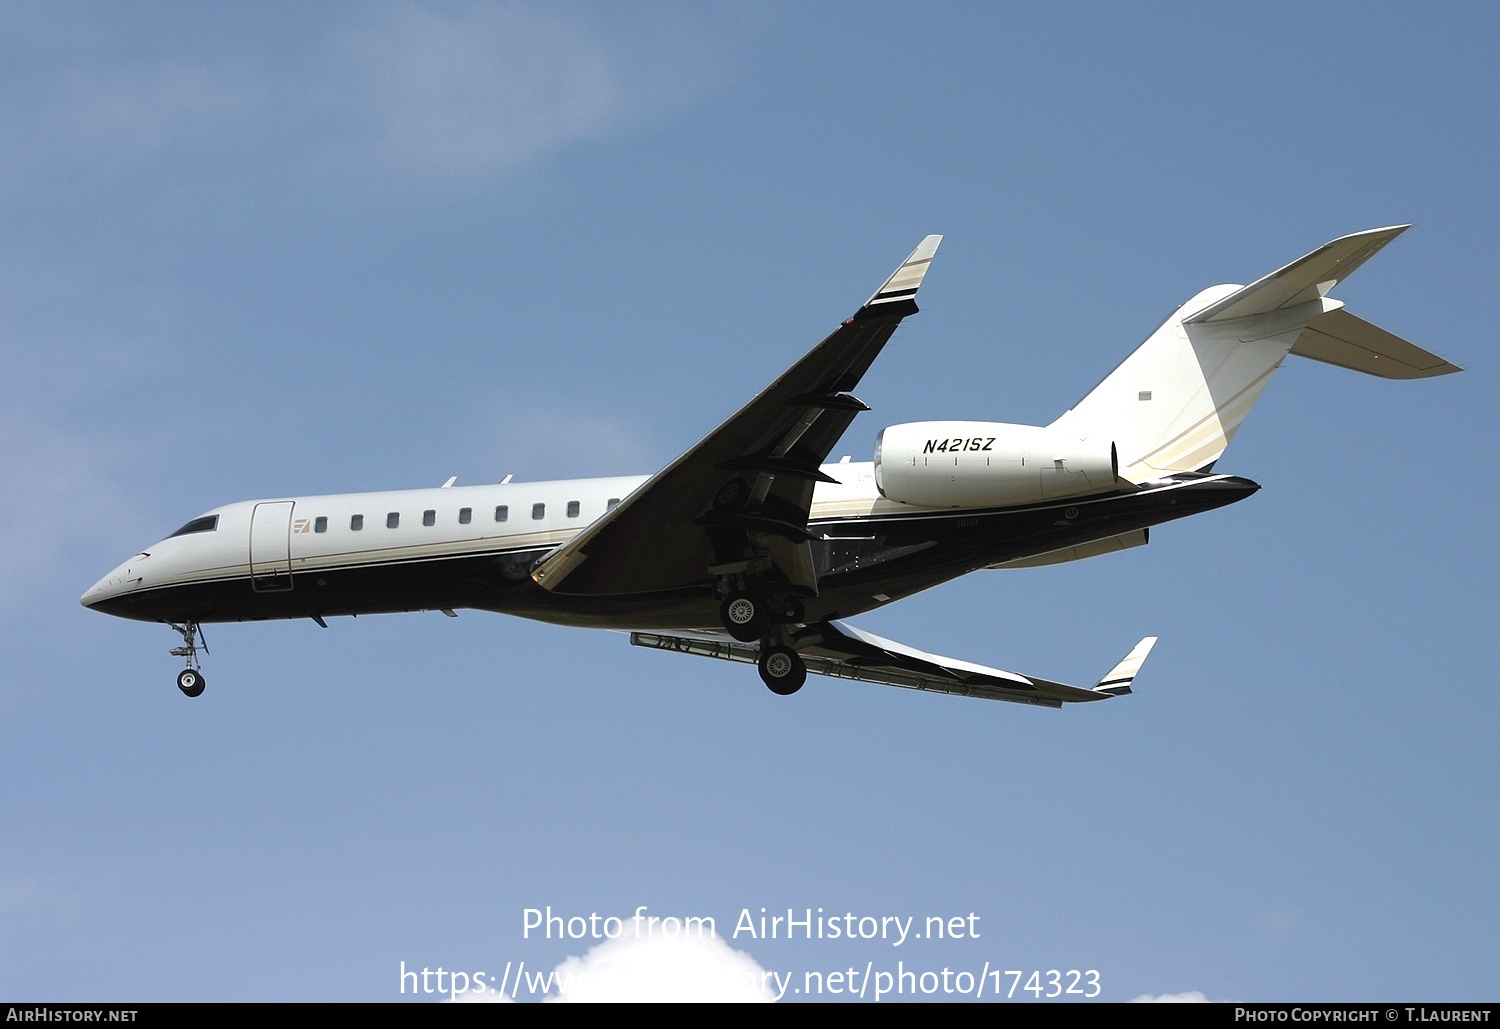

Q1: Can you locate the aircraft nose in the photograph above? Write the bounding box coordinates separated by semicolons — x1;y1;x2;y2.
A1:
81;557;145;612
81;573;119;610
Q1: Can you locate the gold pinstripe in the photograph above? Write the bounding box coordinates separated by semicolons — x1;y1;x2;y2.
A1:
1127;362;1281;474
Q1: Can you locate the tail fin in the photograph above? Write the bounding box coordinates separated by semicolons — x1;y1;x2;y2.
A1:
1049;227;1460;483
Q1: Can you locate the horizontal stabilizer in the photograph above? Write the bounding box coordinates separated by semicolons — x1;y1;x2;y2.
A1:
1184;226;1409;324
1292;307;1462;379
632;621;1153;708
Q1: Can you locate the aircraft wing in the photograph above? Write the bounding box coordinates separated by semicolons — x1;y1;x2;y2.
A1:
533;236;942;596
631;622;1157;709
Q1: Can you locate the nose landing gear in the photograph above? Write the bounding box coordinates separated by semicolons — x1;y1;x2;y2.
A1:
169;622;208;697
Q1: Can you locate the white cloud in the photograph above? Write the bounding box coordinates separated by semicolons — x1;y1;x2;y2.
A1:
543;928;775;1003
0;408;146;617
55;61;266;158
1132;990;1212;1002
449;922;776;1003
0;873;84;936
0;4;721;194
1254;903;1300;934
464;403;662;482
334;4;622;180
0;59;265;186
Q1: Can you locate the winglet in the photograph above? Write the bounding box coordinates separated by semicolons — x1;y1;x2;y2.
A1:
859;234;942;317
1093;636;1158;696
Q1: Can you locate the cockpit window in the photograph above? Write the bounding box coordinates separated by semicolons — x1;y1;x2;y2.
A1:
168;515;219;538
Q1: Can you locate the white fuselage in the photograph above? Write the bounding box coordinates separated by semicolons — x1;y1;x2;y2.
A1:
82;464;897;620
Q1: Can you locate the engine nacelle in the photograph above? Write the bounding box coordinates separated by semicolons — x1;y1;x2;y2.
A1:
874;421;1120;508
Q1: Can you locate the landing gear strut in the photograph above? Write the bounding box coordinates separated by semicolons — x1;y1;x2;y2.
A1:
169;622;208;697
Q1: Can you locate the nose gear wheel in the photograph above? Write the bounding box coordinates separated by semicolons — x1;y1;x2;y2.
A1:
176;668;206;697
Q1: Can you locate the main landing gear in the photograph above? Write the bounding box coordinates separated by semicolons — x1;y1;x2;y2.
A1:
718;590;808;696
169;622;208;697
719;591;805;642
757;644;806;696
719;592;769;642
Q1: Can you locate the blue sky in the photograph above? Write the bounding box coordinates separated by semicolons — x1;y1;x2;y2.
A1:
3;1;1496;1002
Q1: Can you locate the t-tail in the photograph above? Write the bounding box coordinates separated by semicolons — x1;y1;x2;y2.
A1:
1048;226;1462;483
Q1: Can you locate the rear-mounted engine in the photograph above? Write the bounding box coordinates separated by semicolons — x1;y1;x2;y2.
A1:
874;421;1120;507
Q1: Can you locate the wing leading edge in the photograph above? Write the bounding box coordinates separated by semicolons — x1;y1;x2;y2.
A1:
532;236;943;598
631;623;1157;709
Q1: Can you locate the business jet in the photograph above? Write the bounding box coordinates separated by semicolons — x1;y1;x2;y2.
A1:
83;228;1460;705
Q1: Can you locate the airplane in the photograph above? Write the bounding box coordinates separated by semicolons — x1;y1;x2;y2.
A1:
82;227;1461;706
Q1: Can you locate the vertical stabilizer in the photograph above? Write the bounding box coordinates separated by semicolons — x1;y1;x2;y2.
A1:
1048;228;1456;482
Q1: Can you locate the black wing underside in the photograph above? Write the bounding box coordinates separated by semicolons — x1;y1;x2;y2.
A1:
532;236;943;599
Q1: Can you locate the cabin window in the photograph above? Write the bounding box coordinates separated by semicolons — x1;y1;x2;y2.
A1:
351;514;364;531
459;507;472;525
169;515;219;538
567;501;580;518
495;505;508;522
387;512;400;529
532;503;545;520
423;509;436;527
314;516;327;533
607;498;620;510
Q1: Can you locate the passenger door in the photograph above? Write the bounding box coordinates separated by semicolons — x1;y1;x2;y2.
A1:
249;501;294;592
